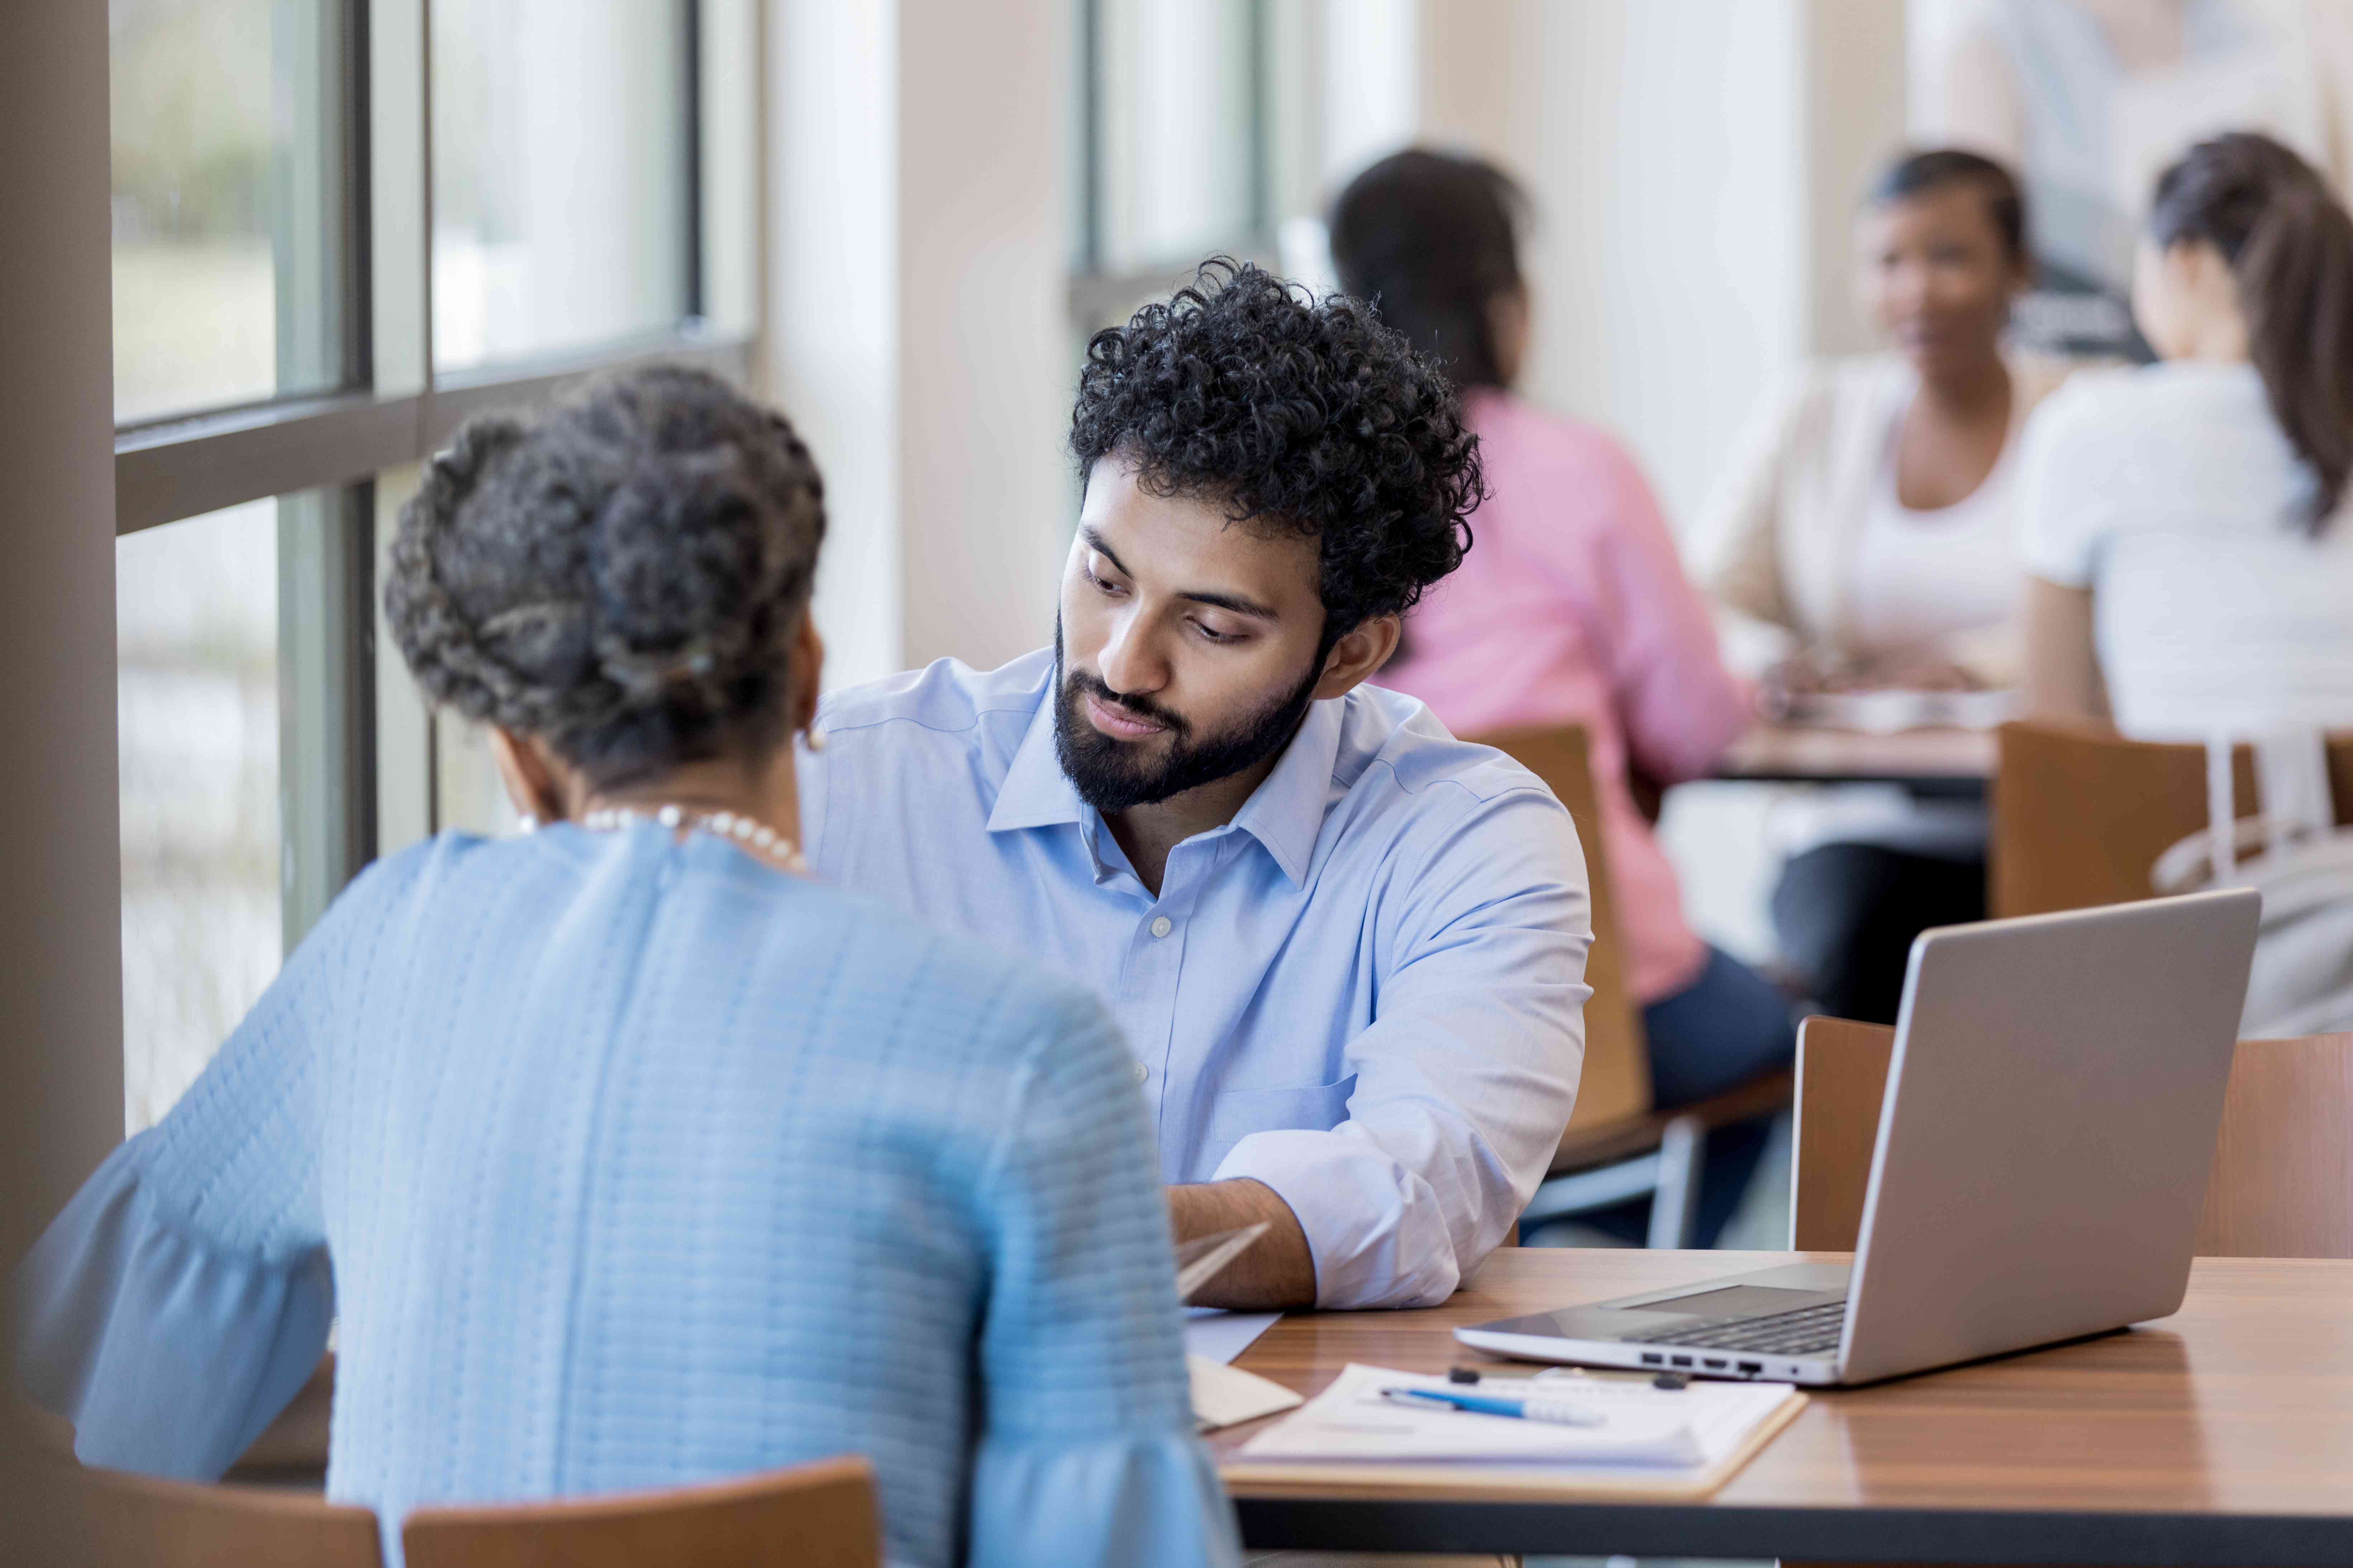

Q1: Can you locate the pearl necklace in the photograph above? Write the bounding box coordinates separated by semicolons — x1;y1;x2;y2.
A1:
578;802;809;876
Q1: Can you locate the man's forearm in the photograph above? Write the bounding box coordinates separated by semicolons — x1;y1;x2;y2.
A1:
1166;1177;1318;1310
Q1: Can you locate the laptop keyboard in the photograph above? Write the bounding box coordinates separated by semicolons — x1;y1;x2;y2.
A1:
1619;1299;1848;1357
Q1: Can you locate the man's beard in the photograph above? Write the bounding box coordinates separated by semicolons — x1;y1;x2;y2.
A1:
1052;626;1324;812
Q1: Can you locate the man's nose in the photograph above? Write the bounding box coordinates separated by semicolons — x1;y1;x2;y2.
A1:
1096;612;1168;696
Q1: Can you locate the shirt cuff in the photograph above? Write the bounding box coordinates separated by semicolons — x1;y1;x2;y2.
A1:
1212;1127;1464;1310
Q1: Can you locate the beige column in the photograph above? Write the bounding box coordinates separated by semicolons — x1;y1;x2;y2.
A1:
0;0;124;1263
1803;0;1910;358
0;0;119;1550
1418;0;1902;527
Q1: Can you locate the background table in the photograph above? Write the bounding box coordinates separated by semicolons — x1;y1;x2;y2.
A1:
1213;1248;2353;1564
1716;725;1996;790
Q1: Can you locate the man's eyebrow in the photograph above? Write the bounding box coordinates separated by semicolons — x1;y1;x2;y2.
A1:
1079;527;1283;621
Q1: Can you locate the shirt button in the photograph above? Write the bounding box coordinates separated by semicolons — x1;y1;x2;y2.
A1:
1149;916;1173;938
1132;1062;1149;1084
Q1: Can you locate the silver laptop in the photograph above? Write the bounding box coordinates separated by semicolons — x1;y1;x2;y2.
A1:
1457;889;2261;1387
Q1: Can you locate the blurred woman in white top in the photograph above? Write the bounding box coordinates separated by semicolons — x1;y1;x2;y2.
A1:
2021;132;2353;738
1697;150;2077;1023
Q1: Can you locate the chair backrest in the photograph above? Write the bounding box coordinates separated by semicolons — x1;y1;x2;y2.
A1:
402;1457;879;1568
1992;719;2353;917
67;1466;382;1568
1792;1019;2353;1259
1788;1015;1896;1251
1467;724;1651;1129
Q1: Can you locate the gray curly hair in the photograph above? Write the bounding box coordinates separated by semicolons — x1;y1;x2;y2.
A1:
384;364;827;789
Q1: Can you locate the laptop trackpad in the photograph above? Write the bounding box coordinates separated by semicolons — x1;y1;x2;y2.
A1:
1627;1284;1829;1318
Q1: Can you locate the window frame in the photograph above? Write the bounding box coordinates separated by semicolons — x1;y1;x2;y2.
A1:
1066;0;1293;332
112;0;762;871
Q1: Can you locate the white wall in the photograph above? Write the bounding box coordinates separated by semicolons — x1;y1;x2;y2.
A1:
764;0;1069;690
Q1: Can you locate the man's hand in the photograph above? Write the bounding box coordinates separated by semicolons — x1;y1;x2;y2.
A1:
1166;1178;1318;1310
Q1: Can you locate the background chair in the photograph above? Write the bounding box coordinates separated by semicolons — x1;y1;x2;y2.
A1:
1472;725;1792;1248
402;1457;879;1568
1992;719;2353;918
1792;1017;2353;1258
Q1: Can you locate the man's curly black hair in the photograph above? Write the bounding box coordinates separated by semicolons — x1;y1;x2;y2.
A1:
1070;259;1482;645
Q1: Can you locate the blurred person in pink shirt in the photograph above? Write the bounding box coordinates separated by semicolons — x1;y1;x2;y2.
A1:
1331;149;1790;1247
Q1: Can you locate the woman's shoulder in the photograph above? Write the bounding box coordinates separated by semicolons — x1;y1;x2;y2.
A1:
2034;358;2258;424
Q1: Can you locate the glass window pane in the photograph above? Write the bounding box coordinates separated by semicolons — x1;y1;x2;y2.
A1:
1092;0;1264;272
110;0;353;424
431;0;692;372
118;488;370;1130
118;501;282;1129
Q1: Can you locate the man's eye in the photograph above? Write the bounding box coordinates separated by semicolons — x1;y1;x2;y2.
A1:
1089;570;1126;595
1192;621;1238;645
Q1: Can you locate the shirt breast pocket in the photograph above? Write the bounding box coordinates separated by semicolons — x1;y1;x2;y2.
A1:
1195;1075;1356;1179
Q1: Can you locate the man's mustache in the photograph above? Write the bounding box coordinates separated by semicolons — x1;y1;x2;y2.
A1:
1064;668;1191;740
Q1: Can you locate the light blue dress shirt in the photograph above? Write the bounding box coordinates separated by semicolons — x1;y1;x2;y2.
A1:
802;650;1591;1309
17;826;1239;1568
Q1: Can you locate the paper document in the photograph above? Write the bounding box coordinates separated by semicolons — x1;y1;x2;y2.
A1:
1189;1355;1304;1431
1240;1363;1797;1468
1183;1308;1281;1365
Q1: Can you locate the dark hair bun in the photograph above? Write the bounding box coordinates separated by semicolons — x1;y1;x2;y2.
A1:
385;364;827;788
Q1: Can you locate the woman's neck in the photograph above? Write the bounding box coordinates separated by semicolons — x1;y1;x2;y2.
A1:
1916;351;2013;420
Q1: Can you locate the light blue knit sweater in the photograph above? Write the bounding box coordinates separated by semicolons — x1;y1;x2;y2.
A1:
17;824;1238;1568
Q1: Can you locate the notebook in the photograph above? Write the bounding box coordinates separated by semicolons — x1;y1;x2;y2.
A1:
1226;1363;1805;1496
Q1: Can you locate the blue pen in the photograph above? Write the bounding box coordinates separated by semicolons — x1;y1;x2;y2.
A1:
1380;1386;1606;1428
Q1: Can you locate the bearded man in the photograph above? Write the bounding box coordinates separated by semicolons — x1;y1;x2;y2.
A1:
799;262;1589;1310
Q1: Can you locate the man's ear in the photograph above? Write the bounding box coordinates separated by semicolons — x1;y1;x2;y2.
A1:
489;728;571;824
1311;615;1401;701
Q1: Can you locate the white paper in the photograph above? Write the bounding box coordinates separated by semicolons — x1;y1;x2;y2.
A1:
1183;1308;1281;1366
1189;1355;1305;1431
1238;1362;1797;1468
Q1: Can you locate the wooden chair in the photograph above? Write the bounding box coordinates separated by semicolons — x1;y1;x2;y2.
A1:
1792;1017;2353;1258
1992;718;2353;917
1473;725;1793;1248
59;1465;383;1568
402;1457;880;1568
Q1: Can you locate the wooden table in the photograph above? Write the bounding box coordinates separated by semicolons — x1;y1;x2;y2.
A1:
1214;1249;2353;1564
1716;725;1996;790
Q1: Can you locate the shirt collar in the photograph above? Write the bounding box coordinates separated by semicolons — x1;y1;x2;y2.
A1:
984;682;1343;889
1228;697;1340;887
986;694;1086;833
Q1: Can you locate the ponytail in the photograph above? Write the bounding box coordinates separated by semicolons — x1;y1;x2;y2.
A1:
2149;133;2353;532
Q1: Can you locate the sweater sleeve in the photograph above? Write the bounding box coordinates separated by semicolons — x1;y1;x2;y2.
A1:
1692;368;1813;631
965;988;1241;1568
13;859;395;1479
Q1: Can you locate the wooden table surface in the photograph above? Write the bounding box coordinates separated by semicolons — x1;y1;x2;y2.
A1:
1716;724;1996;787
1214;1248;2353;1564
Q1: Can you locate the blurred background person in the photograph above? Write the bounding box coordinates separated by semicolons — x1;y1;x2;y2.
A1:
2021;130;2353;736
1928;0;2353;359
1332;149;1785;1248
1695;149;2075;1025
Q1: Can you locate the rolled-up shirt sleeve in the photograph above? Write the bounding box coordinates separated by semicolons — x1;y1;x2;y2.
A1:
1211;783;1589;1308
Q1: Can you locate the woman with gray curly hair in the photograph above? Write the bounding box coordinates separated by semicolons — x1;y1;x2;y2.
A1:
16;366;1240;1568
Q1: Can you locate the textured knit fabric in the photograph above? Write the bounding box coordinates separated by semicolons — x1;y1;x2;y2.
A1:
16;825;1239;1568
801;651;1590;1310
1377;388;1748;1005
